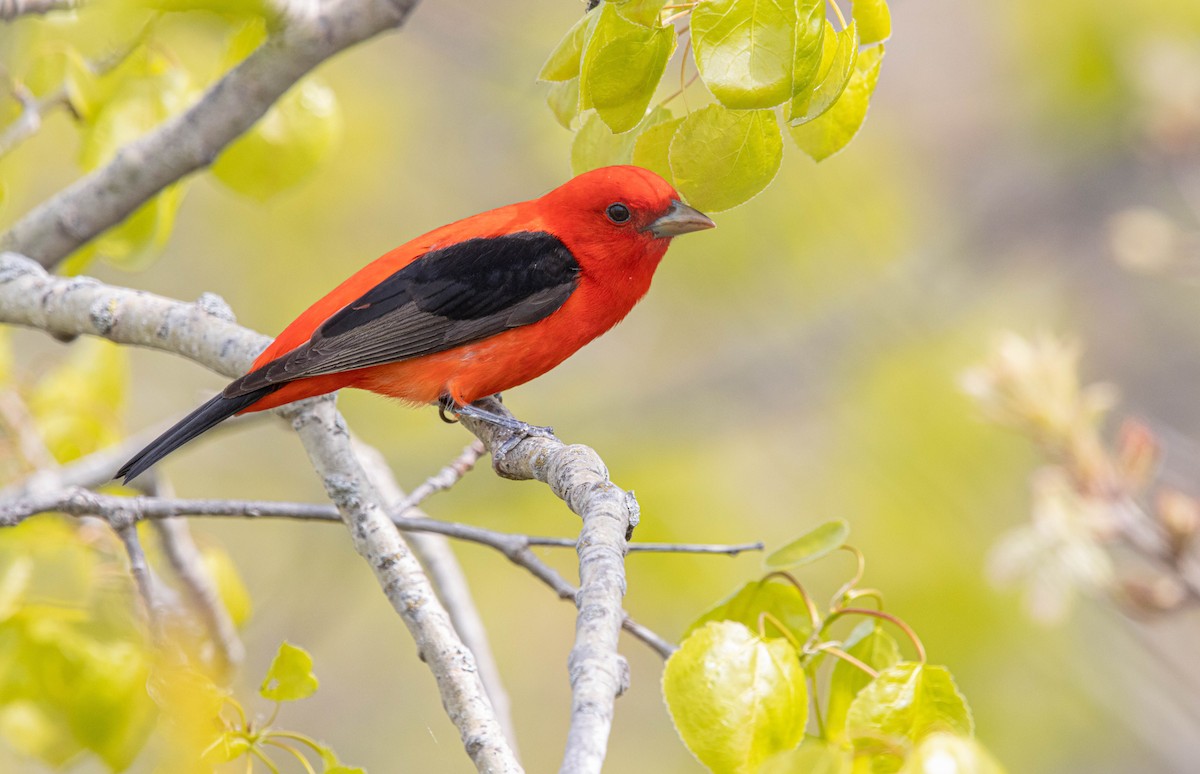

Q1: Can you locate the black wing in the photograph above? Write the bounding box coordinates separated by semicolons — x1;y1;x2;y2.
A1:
224;231;580;397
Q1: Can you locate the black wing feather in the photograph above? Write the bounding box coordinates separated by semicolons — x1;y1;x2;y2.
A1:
225;231;579;398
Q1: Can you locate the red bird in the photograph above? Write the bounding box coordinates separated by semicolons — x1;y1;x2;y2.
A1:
119;165;714;482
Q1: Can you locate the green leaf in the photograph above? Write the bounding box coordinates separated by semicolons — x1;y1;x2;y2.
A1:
0;700;83;767
211;76;342;201
138;0;272;17
663;622;807;774
221;13;268;66
631;116;684;183
760;738;853;774
546;77;582;130
21;46;97;119
788;21;859;125
765;519;851;569
615;0;668;27
65;183;188;273
900;733;1007;774
580;2;675;133
825;621;901;743
66;46;192;270
77;50;191;170
790;43;883;161
200;545;253;628
571;106;671;175
260;641;319;702
28;339;128;463
846;663;974;756
792;0;827;97
691;0;801;109
539;11;593;82
670;104;783;212
853;0;892;45
66;640;158;770
685;576;814;642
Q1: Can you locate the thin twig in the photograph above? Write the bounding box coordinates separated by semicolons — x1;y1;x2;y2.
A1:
0;486;684;657
0;83;73;159
626;539;762;555
396;439;487;514
116;520;162;633
146;475;246;673
0;487;757;560
0;389;57;470
0;413;266;502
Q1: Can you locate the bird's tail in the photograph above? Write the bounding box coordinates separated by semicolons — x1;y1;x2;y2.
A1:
117;385;280;484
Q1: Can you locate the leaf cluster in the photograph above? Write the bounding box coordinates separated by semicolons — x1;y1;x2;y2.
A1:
0;518;155;770
662;520;1002;773
1;1;342;273
541;0;890;212
197;642;364;774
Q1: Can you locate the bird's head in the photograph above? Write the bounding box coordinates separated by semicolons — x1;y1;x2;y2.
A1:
539;166;714;267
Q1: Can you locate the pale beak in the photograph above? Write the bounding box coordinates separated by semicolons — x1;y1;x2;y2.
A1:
644;199;716;238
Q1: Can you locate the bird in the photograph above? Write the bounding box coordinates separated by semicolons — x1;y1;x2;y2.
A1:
117;165;714;483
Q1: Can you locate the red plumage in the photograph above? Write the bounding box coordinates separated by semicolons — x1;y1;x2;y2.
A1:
118;165;713;482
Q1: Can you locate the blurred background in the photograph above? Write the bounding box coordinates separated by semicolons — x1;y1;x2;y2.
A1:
4;0;1200;771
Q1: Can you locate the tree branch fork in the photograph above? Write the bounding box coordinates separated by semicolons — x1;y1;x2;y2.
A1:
0;252;761;773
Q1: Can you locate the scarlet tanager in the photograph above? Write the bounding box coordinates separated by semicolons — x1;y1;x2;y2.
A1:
118;165;714;483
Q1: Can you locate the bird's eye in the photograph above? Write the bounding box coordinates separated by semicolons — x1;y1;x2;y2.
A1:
605;203;631;224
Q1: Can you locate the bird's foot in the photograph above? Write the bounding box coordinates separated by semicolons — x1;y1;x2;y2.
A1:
438;395;554;460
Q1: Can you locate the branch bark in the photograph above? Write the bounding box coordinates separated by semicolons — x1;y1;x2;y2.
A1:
352;439;520;754
0;252;520;773
459;402;638;774
0;251;674;771
0;0;420;267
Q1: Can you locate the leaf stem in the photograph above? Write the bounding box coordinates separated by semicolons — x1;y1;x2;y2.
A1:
262;739;318;774
250;746;281;774
267;730;332;757
843;588;884;609
757;610;803;652
764;571;823;632
826;608;927;663
826;0;848;30
812;642;879;679
829;545;867;607
808;671;826;737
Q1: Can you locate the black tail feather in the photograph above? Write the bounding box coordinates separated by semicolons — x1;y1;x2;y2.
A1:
117;385;280;484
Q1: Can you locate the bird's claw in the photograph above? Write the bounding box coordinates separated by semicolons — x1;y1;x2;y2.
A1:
438;394;554;461
493;421;554;461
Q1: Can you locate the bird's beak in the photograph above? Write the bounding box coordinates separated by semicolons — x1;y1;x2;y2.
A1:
644;200;716;238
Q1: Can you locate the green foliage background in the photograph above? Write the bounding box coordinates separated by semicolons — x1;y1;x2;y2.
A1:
3;0;1200;771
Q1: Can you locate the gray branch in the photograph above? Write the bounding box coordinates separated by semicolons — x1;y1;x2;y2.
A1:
0;0;419;267
458;402;639;774
144;474;246;673
0;251;706;770
353;439;520;754
0;253;520;773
